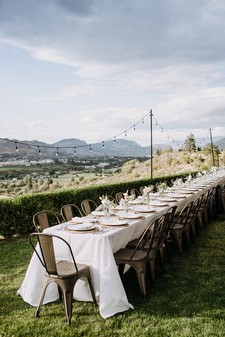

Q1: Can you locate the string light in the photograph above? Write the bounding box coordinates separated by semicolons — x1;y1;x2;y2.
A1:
1;110;211;157
74;147;77;155
15;142;18;152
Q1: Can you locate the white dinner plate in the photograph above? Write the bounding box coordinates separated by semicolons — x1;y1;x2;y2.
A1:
91;211;106;216
118;212;144;219
100;219;128;226
133;206;156;213
149;202;169;207
66;224;95;231
156;198;177;202
71;217;83;224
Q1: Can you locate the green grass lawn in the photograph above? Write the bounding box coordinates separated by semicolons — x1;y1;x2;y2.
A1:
1;218;225;337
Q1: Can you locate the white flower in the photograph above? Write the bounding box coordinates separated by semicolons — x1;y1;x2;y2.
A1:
143;185;154;195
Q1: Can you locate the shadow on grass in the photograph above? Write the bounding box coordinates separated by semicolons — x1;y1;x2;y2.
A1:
121;219;225;320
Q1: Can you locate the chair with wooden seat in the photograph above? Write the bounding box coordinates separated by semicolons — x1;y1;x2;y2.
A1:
29;233;97;325
80;199;97;216
33;210;60;233
114;214;167;298
60;204;83;222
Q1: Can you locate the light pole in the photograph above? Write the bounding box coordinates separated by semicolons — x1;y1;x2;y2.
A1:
150;109;153;179
209;128;215;166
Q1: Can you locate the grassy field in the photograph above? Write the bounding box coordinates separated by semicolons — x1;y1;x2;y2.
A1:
0;217;225;337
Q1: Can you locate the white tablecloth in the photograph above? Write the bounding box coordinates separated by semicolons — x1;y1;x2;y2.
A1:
17;172;225;318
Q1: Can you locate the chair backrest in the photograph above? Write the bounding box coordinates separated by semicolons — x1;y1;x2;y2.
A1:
60;204;83;221
115;192;124;204
81;199;97;216
130;188;141;198
130;212;169;259
151;212;173;248
29;233;78;275
163;205;177;234
139;186;144;194
173;201;194;227
33;210;60;232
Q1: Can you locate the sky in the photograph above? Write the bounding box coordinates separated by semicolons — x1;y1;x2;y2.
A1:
0;0;225;148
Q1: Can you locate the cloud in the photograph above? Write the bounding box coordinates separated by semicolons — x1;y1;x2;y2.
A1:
0;0;225;146
1;0;225;76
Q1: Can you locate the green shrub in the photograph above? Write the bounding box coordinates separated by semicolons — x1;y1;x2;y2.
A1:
0;172;193;238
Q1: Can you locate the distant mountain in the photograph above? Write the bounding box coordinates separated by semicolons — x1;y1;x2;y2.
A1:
0;137;172;159
214;138;225;150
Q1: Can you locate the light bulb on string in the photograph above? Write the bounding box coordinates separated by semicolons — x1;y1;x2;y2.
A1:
38;146;41;155
74;147;77;155
89;145;92;152
56;147;59;156
102;141;105;148
15;142;18;152
125;131;127;137
142;118;144;124
113;137;116;143
133;125;136;131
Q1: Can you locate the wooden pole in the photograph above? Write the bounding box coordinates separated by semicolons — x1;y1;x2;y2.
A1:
209;128;215;166
150;109;153;179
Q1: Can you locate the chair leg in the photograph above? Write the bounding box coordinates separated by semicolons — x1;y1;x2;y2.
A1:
123;261;147;298
133;262;147;299
165;239;173;261
171;230;183;255
159;247;165;272
59;279;76;325
35;277;51;318
149;250;157;283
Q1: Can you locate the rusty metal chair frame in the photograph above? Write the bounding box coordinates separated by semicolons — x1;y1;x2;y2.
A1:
29;233;97;324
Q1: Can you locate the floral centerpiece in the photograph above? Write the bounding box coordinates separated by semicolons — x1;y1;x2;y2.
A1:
98;195;115;218
156;182;167;197
142;185;154;202
185;174;192;184
119;191;134;212
172;178;183;191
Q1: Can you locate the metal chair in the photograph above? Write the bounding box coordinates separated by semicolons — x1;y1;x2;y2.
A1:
29;233;97;324
126;212;173;283
33;210;60;232
115;192;124;204
130;188;141;198
114;216;165;298
60;204;83;222
170;201;194;254
80;199;97;216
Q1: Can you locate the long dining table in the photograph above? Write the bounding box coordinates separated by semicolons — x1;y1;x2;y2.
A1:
17;171;225;319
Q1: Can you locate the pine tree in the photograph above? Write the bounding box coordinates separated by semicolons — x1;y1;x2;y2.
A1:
184;133;196;153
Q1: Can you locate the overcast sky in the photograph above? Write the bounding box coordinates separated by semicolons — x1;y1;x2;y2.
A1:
0;0;225;148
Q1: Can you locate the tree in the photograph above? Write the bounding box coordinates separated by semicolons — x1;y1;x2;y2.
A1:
184;133;196;153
